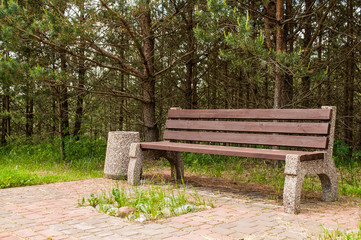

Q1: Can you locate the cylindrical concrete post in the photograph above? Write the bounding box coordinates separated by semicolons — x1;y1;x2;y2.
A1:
104;131;140;179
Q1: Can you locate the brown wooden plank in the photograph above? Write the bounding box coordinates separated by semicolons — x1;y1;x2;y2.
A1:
163;130;328;149
165;120;330;135
168;108;331;120
140;141;325;161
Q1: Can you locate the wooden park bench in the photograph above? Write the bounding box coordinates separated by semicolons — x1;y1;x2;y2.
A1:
127;106;338;214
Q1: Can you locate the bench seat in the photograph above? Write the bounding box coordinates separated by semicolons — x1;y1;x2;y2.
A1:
140;141;325;161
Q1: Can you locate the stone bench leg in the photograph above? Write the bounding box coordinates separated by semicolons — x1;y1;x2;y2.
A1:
283;173;305;214
127;144;185;185
283;154;304;214
165;151;184;181
128;143;144;185
318;173;338;202
317;153;338;202
283;154;339;214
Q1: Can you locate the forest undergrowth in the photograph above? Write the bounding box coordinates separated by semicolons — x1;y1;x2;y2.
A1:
0;136;105;188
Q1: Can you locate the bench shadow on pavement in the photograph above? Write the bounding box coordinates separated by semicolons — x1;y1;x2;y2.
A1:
141;170;359;214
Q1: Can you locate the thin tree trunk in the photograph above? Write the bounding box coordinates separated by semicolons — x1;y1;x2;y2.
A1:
1;94;10;146
60;52;69;137
301;0;312;107
73;3;86;139
25;86;34;138
119;73;125;131
52;95;56;137
57;93;66;161
264;2;274;50
344;0;354;149
210;44;218;109
274;0;284;109
282;0;294;106
73;63;85;138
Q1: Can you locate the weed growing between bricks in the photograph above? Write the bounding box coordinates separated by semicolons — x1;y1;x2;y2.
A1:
78;181;215;222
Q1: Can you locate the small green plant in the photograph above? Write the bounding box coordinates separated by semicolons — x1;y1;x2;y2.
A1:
79;181;214;222
319;224;361;240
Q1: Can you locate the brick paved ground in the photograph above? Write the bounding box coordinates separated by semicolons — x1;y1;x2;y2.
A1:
0;178;360;240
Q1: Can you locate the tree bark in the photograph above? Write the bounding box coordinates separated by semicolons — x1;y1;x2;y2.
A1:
344;0;354;149
25;86;34;138
264;2;275;50
57;92;66;161
141;1;158;141
1;94;10;146
73;56;85;138
185;0;197;109
274;0;284;109
301;0;312;107
282;0;293;106
60;52;69;137
73;2;86;139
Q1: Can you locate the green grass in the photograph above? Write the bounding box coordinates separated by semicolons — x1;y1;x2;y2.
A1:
0;137;105;188
319;224;361;240
78;181;214;221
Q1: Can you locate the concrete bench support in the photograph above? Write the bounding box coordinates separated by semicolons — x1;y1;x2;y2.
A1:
128;143;184;185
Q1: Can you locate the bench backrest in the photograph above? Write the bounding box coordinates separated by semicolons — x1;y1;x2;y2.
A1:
164;107;335;150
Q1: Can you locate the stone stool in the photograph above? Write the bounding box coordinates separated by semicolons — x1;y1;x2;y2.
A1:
104;131;140;179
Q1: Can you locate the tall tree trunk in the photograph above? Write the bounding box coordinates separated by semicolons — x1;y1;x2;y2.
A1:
56;92;66;161
344;0;354;149
210;48;218;109
185;0;197;109
1;94;10;146
301;0;312;107
119;73;125;131
60;52;69;137
282;0;294;106
224;62;229;109
52;95;56;137
141;1;158;141
264;2;275;50
73;3;86;139
73;58;85;138
274;0;284;109
25;86;34;138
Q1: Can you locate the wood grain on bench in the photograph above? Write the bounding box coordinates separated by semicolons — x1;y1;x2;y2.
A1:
166;120;330;135
168;108;332;120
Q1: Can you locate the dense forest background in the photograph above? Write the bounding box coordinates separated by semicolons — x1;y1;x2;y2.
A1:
0;0;360;159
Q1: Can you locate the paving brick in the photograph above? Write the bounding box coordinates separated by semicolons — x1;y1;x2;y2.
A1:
0;178;360;240
229;232;247;239
2;236;22;240
211;226;236;235
0;232;11;238
13;229;37;238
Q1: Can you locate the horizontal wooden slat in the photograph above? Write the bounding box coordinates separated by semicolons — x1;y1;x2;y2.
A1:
168;109;331;120
140;142;325;161
163;130;328;149
165;120;330;135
